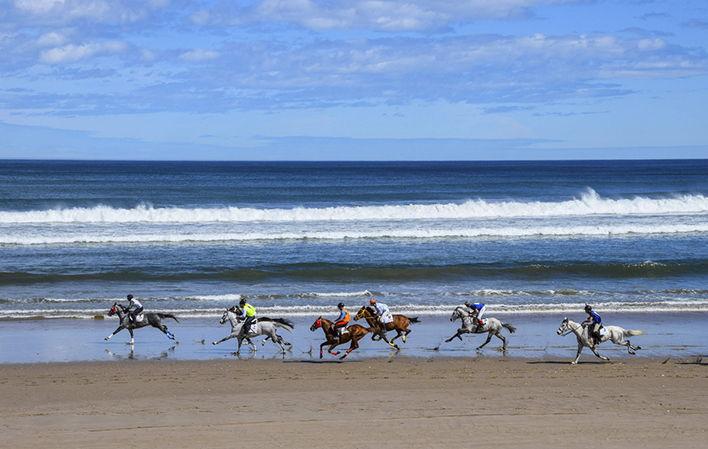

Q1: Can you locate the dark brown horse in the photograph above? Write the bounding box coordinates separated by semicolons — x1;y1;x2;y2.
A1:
354;306;420;348
309;317;371;360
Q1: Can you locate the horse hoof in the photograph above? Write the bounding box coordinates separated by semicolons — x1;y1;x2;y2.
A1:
211;342;217;345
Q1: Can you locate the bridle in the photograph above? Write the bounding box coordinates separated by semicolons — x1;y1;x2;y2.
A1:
558;320;581;337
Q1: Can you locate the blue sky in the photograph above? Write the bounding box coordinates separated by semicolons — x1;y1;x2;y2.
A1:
0;0;707;160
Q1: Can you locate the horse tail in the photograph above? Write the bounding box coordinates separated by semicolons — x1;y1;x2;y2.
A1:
624;329;643;337
271;318;294;332
502;323;516;334
157;313;179;322
408;317;421;324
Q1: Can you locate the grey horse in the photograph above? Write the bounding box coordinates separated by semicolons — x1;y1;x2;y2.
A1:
212;307;293;354
557;317;643;364
104;302;178;344
436;305;516;351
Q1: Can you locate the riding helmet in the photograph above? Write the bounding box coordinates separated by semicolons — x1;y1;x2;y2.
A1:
369;297;377;305
127;294;134;300
337;302;345;308
584;304;592;312
239;298;247;306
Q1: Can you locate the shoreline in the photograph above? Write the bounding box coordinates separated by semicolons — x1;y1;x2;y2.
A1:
2;357;706;449
0;312;706;364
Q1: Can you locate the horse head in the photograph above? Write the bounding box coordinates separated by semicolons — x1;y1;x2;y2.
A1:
450;307;464;322
107;302;120;317
556;317;570;335
354;306;369;321
219;309;230;325
310;316;323;331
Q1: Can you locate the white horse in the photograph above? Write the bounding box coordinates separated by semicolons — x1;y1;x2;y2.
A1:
556;317;643;364
212;309;293;354
437;306;516;351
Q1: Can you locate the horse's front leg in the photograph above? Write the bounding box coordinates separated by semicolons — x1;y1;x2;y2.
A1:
212;333;236;345
246;337;257;352
328;342;341;356
476;332;493;350
390;330;403;344
571;342;583;365
378;330;398;350
319;341;328;359
105;324;126;341
444;330;462;343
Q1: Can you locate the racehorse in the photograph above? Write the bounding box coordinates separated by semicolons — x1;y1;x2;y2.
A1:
309;317;371;360
437;306;516;351
212;307;293;354
105;302;178;344
354;306;420;349
557;318;643;364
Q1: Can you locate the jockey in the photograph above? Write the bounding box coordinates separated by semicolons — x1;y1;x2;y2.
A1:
464;302;486;328
238;298;257;337
583;304;602;345
369;297;393;334
331;302;350;338
126;294;143;325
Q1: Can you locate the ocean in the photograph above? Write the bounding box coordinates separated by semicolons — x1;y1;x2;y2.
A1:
0;159;706;323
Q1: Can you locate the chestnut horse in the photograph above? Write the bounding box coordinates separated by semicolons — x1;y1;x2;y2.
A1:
354;306;420;349
309;317;371;360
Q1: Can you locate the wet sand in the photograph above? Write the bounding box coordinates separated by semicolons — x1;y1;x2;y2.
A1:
1;357;706;449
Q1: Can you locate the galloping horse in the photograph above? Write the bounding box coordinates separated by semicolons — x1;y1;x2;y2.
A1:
105;302;178;344
212;307;293;354
310;317;371;360
437;306;516;351
354;306;420;349
557;318;643;364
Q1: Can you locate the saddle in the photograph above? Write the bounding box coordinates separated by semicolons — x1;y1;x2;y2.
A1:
133;313;145;323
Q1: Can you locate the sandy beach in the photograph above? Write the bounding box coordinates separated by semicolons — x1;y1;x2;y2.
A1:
1;357;706;449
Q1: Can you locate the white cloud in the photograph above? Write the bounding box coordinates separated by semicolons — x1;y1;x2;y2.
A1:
39;41;126;64
36;31;67;47
180;49;220;62
11;0;167;24
199;0;577;31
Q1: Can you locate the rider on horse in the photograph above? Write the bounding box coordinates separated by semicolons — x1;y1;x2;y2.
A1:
238;298;257;338
369;297;393;337
331;302;350;339
583;304;603;346
126;294;143;325
464;302;486;330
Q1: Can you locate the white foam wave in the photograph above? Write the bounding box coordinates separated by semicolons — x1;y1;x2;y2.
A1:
1;189;706;224
3;300;708;320
2;223;706;245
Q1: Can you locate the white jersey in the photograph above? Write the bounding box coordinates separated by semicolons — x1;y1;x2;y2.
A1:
374;303;393;324
128;298;143;309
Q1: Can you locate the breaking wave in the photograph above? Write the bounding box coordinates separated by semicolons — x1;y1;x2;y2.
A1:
0;189;706;224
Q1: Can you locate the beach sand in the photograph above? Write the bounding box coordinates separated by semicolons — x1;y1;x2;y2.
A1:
1;358;706;449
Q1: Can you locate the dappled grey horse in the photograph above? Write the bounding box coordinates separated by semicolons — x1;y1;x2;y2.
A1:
212;308;294;354
436;306;516;351
557;317;643;364
105;302;178;344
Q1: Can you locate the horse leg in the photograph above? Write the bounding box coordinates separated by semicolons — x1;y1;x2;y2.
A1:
476;332;493;350
494;331;508;352
571;343;583;365
319;341;328;359
105;324;125;341
157;323;175;341
403;329;411;343
590;346;609;361
328;342;341;356
379;330;398;350
246;337;257;352
391;330;403;344
341;337;360;360
271;331;286;353
212;333;236;345
128;328;135;345
445;330;462;343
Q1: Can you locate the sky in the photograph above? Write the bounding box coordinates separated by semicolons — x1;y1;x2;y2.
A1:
0;0;707;160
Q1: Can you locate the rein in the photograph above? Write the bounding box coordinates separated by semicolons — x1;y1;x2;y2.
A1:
559;321;582;337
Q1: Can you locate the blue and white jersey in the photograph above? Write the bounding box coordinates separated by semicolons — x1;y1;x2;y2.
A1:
588;310;602;324
373;302;390;316
470;303;485;311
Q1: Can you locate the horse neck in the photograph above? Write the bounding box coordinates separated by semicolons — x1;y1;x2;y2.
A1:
567;320;584;336
115;307;127;321
320;319;332;332
227;312;240;328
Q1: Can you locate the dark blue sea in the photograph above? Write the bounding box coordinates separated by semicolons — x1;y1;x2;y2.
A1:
0;159;707;321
